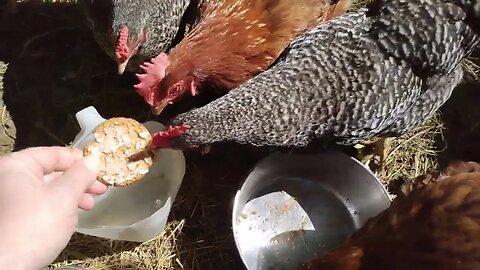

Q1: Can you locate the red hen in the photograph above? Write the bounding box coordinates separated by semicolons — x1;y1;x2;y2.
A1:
134;0;352;115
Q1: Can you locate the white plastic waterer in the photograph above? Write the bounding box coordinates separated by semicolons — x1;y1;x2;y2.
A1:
71;106;186;242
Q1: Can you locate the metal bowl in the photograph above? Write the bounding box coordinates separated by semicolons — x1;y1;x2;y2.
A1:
232;151;391;270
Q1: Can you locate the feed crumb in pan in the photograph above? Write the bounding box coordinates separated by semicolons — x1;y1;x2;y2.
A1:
83;117;153;186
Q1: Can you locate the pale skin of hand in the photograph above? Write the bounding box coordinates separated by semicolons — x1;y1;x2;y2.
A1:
0;146;107;270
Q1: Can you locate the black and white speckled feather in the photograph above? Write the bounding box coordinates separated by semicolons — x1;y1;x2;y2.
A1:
78;0;191;70
169;0;480;148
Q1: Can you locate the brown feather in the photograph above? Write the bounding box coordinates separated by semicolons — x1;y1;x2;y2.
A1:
165;0;352;92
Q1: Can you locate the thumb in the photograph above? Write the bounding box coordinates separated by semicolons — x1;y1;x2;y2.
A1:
50;156;100;199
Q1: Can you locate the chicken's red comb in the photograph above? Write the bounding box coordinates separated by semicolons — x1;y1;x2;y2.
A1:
134;53;170;106
115;26;129;62
150;125;189;149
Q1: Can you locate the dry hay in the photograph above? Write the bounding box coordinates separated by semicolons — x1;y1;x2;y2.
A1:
379;115;443;190
348;0;372;11
358;114;444;199
0;0;479;270
463;57;480;81
0;100;16;155
0;61;15;155
50;221;186;270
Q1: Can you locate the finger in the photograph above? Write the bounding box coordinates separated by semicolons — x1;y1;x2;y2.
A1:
50;156;100;200
43;171;63;183
12;146;83;176
86;181;108;195
78;193;95;210
45;172;107;195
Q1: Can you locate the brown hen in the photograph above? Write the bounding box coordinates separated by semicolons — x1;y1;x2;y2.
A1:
134;0;352;115
299;161;480;270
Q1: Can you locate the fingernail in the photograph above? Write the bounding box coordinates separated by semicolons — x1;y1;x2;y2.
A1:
83;156;100;173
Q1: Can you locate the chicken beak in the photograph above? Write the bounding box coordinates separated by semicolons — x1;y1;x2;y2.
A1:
117;60;129;75
152;101;169;116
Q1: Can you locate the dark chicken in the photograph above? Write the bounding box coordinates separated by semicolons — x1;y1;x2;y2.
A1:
134;0;351;115
78;0;191;74
146;0;480;151
298;160;480;270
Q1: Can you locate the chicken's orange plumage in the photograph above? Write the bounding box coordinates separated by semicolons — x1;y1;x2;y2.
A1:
134;0;352;114
299;161;480;270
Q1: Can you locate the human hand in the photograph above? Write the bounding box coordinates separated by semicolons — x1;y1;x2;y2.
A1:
0;146;107;270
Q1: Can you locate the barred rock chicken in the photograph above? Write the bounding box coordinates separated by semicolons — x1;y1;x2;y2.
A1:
134;0;351;115
298;160;480;270
145;0;480;151
78;0;191;74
